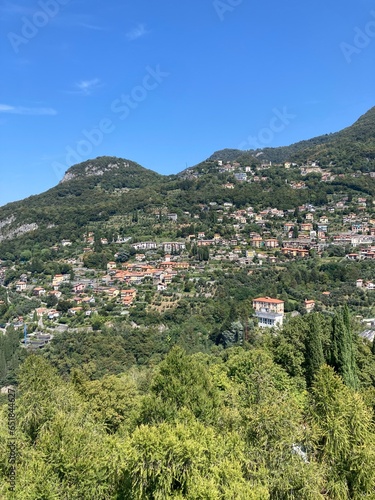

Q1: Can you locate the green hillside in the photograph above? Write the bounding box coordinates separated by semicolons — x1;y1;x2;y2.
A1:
0;107;374;258
206;106;375;171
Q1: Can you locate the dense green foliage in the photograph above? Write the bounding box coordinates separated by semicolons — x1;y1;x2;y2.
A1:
304;314;325;387
1;333;375;498
0;327;26;386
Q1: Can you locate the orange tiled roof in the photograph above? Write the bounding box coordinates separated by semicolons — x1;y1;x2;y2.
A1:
253;297;284;304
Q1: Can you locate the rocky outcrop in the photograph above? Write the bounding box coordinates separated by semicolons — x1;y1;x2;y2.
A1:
0;222;38;242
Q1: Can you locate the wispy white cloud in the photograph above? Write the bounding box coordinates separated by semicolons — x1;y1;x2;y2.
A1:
304;100;322;105
73;78;102;95
0;104;57;116
78;22;106;31
51;13;106;31
126;23;148;41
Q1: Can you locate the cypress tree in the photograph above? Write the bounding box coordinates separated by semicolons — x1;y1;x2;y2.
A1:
342;305;358;389
310;366;374;497
330;311;342;371
330;308;358;389
305;313;325;387
0;349;7;382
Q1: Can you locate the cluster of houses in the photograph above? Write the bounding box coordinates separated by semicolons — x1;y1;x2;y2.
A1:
2;195;374;323
7;250;193;321
102;255;190;302
0;157;374;333
2;242;323;331
58;190;375;267
185;158;374;185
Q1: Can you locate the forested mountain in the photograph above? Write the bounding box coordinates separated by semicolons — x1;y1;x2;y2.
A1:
0;107;374;252
0;156;167;250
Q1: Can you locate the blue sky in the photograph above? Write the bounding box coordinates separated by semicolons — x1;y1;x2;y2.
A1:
1;0;374;206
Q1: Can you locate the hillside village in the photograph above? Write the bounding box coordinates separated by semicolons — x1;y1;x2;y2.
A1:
0;157;374;349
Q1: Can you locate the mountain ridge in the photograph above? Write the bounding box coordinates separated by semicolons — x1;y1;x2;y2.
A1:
204;106;375;170
0;106;374;249
1;106;374;210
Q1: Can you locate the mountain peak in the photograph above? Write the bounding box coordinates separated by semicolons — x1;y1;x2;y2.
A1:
60;156;135;184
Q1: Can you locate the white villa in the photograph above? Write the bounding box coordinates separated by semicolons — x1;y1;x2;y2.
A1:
253;297;285;328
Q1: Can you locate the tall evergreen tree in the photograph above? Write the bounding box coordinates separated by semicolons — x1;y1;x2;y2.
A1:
342;305;358;389
0;349;7;382
310;366;375;498
329;308;357;389
330;311;342;372
221;320;244;348
304;313;325;387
